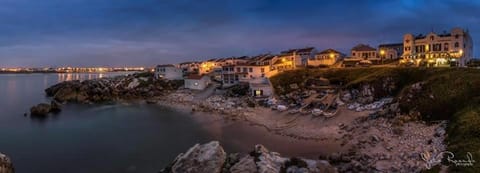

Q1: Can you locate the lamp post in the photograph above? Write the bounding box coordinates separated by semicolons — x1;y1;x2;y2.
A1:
380;50;385;64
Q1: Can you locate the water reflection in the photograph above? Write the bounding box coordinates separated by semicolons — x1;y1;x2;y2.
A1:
57;73;109;83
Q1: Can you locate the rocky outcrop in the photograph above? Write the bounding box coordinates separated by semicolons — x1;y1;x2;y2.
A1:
0;153;14;173
30;101;62;116
44;73;183;104
161;141;226;173
160;141;337;173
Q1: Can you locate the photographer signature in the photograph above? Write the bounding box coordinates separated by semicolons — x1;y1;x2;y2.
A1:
421;151;476;169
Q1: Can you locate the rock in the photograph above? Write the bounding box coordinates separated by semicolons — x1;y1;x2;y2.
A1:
30;103;52;116
371;135;380;142
230;155;257;173
392;127;404;136
434;127;446;137
253;144;286;173
127;78;140;89
277;105;288;111
289;83;299;89
169;141;226;173
161;141;337;173
50;101;62;113
0;152;14;173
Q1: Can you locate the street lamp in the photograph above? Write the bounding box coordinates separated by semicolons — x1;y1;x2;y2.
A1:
380;50;385;64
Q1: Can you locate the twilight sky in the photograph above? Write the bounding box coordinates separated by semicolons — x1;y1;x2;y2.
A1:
0;0;479;67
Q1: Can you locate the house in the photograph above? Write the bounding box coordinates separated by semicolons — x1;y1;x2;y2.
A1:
155;64;183;80
249;78;273;98
220;55;278;86
351;44;379;63
199;59;218;75
184;74;211;90
378;43;403;60
308;49;345;67
402;27;474;67
179;61;200;74
274;47;316;70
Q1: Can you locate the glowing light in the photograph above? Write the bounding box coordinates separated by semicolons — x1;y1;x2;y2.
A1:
380;50;385;55
459;49;463;55
425;44;429;51
329;53;335;58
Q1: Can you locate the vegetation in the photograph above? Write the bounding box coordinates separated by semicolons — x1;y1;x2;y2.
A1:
270;67;480;172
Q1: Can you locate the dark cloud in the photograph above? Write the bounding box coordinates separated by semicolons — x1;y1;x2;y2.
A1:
0;0;478;67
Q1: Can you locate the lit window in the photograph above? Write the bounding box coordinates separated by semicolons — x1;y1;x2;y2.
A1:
255;90;262;96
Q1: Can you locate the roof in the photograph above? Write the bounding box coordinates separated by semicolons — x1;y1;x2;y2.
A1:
318;48;342;55
156;64;175;68
280;47;315;55
351;44;376;51
185;74;206;80
378;43;403;48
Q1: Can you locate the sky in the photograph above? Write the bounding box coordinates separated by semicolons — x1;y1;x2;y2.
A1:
0;0;479;67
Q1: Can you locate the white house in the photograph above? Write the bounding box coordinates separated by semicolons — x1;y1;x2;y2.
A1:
308;49;345;67
221;55;278;86
351;44;377;59
275;47;316;70
249;78;273;98
184;74;211;90
155;64;183;80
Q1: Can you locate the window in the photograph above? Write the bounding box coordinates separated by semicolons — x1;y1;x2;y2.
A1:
430;36;434;41
455;34;459;39
405;39;410;43
444;43;449;51
236;68;240;72
243;68;247;72
353;53;356;56
260;68;265;73
249;68;253;72
455;42;459;48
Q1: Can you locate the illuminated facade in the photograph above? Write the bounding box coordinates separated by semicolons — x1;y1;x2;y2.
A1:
378;43;403;60
402;27;474;67
154;64;183;80
308;48;345;67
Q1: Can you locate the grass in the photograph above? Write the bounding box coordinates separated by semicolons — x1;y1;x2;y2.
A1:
270;67;480;172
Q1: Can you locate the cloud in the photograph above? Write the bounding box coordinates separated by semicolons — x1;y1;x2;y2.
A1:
0;0;478;67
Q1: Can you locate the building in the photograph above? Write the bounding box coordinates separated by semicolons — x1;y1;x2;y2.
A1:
199;59;218;75
184;74;211;90
402;27;474;67
220;54;279;86
179;61;200;74
307;49;345;67
249;78;273;98
378;43;403;60
155;64;183;80
276;47;316;69
351;44;378;61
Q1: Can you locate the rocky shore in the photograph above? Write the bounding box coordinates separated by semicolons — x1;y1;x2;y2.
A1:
159;141;337;173
30;72;182;116
0;153;14;173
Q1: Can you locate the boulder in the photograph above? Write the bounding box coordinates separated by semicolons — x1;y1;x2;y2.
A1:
229;155;257;173
253;144;287;173
30;103;52;116
170;141;226;173
0;152;14;173
50;101;62;113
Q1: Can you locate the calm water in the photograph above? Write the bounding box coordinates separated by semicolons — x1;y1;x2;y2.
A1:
0;73;329;173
